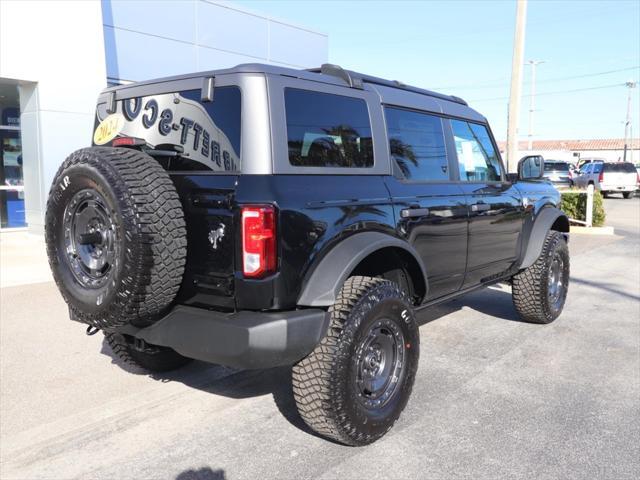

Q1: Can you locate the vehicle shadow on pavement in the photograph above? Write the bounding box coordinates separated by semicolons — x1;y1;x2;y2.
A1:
571;277;640;302
175;467;226;480
99;336;328;441
98;284;523;442
416;284;525;325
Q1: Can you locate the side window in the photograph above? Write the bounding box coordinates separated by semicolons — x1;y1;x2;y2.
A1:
284;88;374;168
384;107;449;181
592;163;603;173
451;119;502;182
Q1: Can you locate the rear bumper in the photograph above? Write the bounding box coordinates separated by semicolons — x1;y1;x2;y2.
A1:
117;306;329;369
600;184;636;192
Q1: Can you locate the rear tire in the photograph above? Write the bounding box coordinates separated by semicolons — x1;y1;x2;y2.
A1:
512;231;569;324
45;147;187;329
105;333;192;372
292;276;419;446
623;192;633;199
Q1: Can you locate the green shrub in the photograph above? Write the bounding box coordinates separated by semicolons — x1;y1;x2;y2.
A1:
560;190;606;227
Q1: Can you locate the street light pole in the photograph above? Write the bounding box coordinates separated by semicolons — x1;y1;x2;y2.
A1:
526;60;544;150
623;81;636;163
506;0;528;172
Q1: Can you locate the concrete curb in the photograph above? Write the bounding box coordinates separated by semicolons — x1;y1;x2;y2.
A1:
570;225;615;235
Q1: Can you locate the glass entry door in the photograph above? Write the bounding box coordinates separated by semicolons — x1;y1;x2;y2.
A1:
0;82;25;229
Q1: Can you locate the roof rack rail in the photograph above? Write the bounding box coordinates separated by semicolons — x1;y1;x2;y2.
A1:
308;64;364;89
307;63;468;106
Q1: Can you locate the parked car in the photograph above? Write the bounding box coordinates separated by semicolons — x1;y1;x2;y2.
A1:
574;161;638;198
45;63;570;446
577;157;606;170
542;160;573;189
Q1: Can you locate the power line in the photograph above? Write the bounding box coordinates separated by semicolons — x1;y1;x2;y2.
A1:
470;82;631;103
431;66;639;90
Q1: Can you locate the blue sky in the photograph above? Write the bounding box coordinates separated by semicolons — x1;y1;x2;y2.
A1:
234;0;640;141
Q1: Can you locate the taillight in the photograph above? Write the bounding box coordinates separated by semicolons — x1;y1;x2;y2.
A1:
637;172;640;185
241;205;277;278
598;171;604;183
111;136;146;147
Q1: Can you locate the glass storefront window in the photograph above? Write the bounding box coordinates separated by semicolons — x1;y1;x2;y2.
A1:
0;82;25;229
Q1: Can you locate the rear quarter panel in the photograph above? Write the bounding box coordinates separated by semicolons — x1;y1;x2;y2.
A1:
234;175;396;310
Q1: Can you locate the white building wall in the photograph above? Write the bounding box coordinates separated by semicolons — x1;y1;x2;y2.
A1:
0;0;107;233
1;0;328;234
102;0;328;83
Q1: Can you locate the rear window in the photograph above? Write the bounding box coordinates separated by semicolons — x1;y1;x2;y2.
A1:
95;86;241;171
604;162;636;173
284;88;374;168
544;162;569;172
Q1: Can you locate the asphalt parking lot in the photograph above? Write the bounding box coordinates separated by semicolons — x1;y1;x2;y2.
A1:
1;197;639;480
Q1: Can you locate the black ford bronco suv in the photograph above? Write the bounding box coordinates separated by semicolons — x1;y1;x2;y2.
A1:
46;64;570;446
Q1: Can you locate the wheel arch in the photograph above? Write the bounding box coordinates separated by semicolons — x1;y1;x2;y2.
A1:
297;232;428;307
519;206;569;270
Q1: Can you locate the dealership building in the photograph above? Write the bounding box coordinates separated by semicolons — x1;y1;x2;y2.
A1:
0;0;327;233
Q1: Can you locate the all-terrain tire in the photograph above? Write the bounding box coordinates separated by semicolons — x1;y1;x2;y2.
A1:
105;333;191;372
512;231;569;324
45;147;187;329
292;276;419;446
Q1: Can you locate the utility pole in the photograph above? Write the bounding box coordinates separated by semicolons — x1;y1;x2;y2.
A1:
623;81;636;163
526;60;544;150
506;0;528;172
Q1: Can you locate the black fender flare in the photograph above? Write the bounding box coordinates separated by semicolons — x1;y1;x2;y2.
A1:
297;232;428;307
519;207;569;269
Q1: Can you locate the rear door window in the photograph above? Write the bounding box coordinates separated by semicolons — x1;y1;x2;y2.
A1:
284;88;374;168
384;107;449;181
450;120;502;182
544;162;569;172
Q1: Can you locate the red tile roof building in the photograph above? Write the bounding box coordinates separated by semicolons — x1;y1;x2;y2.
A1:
497;138;640;152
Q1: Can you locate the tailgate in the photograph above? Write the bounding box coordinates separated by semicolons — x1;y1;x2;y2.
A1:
604;172;637;186
172;174;238;310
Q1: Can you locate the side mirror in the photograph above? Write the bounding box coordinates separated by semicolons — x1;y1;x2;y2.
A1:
518;155;544;180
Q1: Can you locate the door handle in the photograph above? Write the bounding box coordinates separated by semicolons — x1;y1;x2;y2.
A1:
471;203;491;212
400;207;430;218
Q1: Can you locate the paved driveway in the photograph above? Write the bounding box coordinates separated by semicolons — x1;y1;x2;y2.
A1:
1;198;638;480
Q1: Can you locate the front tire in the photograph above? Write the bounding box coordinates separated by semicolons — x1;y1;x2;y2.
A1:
292;276;419;446
622;192;633;199
512;231;570;324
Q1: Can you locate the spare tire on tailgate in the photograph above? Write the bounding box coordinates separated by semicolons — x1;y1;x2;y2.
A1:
45;147;187;329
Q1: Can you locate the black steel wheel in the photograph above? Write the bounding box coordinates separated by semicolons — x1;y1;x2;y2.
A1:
354;318;406;410
62;189;118;289
292;276;419;446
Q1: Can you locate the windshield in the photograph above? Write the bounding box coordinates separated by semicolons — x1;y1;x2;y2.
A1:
544;162;569;172
603;162;636;173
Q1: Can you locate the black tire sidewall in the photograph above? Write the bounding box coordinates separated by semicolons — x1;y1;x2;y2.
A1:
541;234;570;320
47;162;132;317
336;284;419;441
